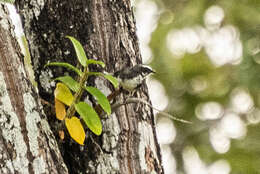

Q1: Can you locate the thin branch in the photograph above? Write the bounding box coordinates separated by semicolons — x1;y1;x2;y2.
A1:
111;97;192;124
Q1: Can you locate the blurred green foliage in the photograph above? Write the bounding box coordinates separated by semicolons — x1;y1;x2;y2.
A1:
146;0;260;173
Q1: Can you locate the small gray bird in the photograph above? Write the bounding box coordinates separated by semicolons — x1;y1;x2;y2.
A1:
113;64;155;91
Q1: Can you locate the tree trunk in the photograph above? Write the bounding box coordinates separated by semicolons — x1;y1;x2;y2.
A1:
14;0;164;173
0;4;68;174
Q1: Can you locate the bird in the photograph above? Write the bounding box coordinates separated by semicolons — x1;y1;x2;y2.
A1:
95;64;155;115
113;64;155;92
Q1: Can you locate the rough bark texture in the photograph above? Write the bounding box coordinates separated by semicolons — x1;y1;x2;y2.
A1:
15;0;164;173
0;4;68;174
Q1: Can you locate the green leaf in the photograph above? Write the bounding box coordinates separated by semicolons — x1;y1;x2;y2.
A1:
21;35;37;88
55;76;80;92
54;83;74;106
103;74;119;88
86;59;105;68
84;86;111;115
87;72;101;76
75;102;102;135
86;72;119;89
45;62;82;76
0;0;15;4
66;36;88;67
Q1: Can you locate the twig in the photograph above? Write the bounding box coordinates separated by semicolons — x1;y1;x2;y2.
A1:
111;97;192;124
90;134;103;154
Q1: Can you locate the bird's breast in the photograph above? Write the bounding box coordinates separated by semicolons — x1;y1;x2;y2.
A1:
121;75;143;91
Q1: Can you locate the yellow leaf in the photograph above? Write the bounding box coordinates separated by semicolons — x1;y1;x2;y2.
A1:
54;82;74;106
55;98;66;120
65;117;85;145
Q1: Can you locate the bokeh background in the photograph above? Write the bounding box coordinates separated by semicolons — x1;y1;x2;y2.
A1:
6;0;260;173
135;0;260;174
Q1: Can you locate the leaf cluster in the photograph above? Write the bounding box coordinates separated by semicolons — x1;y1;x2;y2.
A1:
46;36;118;145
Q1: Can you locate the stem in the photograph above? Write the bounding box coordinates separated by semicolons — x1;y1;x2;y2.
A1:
66;66;89;118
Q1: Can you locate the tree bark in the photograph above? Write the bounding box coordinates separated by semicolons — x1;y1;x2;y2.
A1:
0;4;68;174
15;0;164;173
